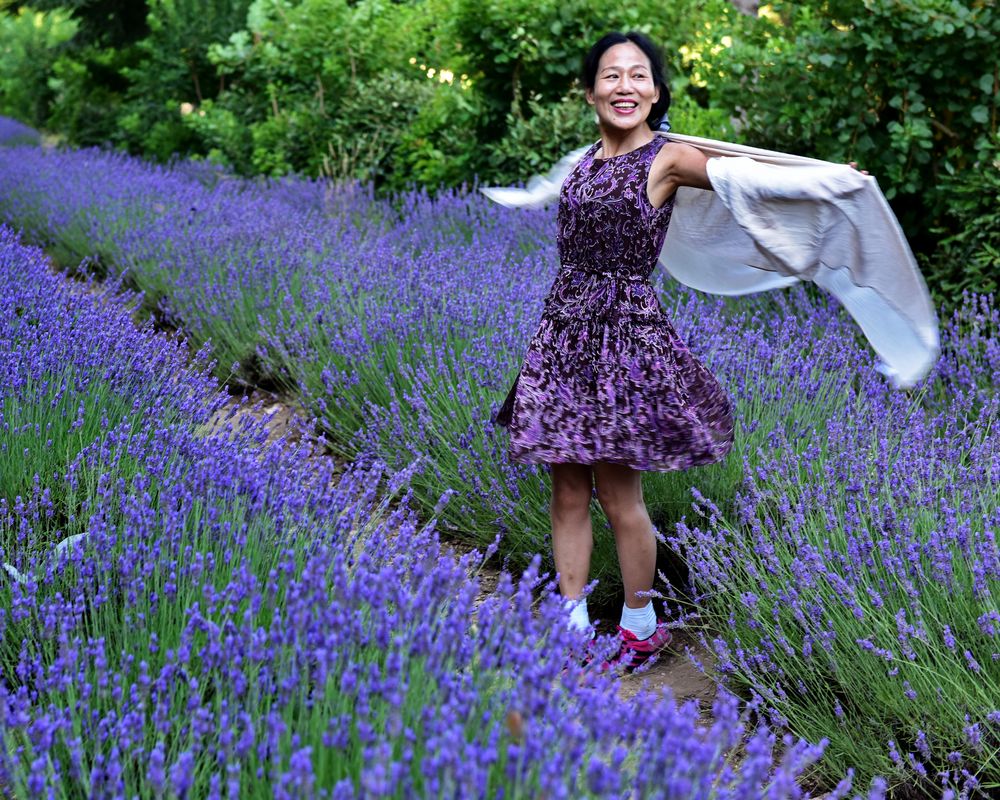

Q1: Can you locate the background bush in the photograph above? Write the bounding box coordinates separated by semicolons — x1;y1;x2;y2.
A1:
0;0;997;300
0;6;76;130
923;135;1000;299
115;0;251;162
13;0;149;145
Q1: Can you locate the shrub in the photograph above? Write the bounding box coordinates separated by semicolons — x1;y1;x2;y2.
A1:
923;136;1000;302
690;0;1000;258
114;0;251;161
0;7;77;129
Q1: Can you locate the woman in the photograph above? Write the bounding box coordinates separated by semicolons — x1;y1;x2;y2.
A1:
494;31;735;671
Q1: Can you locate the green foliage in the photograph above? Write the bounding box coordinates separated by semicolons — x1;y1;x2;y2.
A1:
442;0;721;121
186;0;440;177
924;136;1000;301
487;86;597;184
7;0;739;186
386;78;484;191
16;0;150;48
12;0;150;145
668;90;735;138
446;0;613;125
692;0;1000;252
116;0;251;161
0;7;76;128
179;98;249;167
46;43;135;146
178;0;737;185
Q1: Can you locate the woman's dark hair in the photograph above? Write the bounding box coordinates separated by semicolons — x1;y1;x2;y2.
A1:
583;32;671;129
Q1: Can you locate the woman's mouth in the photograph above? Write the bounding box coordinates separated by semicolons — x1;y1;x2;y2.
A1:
610;100;638;115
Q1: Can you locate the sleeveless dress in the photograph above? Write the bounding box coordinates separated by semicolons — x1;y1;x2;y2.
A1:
494;136;734;472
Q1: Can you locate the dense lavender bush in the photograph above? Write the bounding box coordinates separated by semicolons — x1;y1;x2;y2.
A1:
0;117;40;147
0;224;846;798
667;304;1000;796
0;239;220;563
0;127;997;794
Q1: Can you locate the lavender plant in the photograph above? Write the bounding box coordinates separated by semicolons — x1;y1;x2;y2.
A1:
667;319;1000;795
0;126;996;793
0;230;217;555
0;224;844;798
0;117;40;147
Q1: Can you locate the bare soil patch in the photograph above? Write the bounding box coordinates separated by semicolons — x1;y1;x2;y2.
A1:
616;626;718;711
203;388;310;449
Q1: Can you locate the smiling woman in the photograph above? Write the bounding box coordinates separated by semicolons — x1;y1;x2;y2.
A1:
493;31;734;672
584;33;669;144
488;26;940;691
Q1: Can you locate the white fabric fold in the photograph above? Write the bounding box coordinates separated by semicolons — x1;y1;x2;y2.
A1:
481;132;940;388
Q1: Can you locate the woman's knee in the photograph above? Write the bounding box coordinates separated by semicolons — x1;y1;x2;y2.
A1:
593;464;645;528
596;490;646;528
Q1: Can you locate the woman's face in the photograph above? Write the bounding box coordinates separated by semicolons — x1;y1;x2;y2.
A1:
587;42;659;132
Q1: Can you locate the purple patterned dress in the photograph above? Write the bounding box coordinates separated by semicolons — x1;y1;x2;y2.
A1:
495;136;734;471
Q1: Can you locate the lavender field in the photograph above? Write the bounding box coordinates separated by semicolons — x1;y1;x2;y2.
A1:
0;123;998;797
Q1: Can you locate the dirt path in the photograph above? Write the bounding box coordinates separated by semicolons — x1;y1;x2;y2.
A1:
202;388;310;448
617;626;718;710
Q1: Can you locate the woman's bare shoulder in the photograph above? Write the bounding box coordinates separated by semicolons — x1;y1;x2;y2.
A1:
650;139;711;192
653;139;703;166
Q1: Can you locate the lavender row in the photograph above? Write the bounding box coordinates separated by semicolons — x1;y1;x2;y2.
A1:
0;224;852;796
0;131;995;792
666;297;1000;797
0;118;39;147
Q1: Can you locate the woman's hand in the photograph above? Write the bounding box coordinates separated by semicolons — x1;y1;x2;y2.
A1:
848;161;870;175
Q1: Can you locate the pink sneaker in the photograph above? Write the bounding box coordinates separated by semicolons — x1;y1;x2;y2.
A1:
607;622;672;673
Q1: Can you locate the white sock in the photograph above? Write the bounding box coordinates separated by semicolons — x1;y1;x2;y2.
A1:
566;597;591;635
620;600;656;640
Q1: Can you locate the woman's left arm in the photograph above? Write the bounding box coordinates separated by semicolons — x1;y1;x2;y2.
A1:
648;141;713;207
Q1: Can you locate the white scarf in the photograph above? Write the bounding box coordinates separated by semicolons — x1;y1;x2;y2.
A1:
482;132;940;389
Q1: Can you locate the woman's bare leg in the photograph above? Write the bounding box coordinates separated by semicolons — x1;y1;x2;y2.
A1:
549;462;594;600
592;462;655;609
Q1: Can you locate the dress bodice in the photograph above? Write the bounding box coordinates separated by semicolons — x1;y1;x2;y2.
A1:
556;136;674;278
